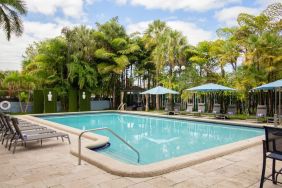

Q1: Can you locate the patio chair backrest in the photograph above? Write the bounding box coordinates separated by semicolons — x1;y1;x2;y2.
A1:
0;114;9;130
10;118;24;140
264;126;282;155
4;115;16;134
186;103;193;112
257;105;267;117
212;104;221;114
198;103;205;112
165;104;172;112
227;104;237;115
174;104;181;112
0;113;5;127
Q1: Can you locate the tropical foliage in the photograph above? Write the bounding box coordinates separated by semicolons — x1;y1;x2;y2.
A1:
0;0;27;40
1;3;281;113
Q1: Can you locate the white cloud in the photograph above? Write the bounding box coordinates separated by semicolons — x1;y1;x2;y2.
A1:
0;19;81;71
115;0;241;11
127;20;213;45
256;0;282;6
127;21;149;34
26;0;95;19
215;6;261;26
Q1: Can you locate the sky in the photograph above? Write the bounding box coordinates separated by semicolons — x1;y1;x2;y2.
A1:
0;0;280;71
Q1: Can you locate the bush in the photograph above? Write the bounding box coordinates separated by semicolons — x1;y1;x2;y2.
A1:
33;90;44;113
43;89;57;113
229;114;249;120
79;91;91;111
68;88;78;112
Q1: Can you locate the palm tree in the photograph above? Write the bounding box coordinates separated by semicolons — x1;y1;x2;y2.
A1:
144;20;168;110
0;0;27;40
94;18;139;108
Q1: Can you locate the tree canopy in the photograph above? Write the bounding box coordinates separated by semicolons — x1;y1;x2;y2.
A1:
1;3;281;112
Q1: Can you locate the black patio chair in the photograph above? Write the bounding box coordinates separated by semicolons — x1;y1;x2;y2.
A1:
260;126;282;188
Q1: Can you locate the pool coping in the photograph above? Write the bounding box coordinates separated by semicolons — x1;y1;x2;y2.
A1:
18;110;266;177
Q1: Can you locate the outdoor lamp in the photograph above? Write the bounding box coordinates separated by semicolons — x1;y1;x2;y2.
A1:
82;92;86;100
47;91;52;101
173;65;180;72
181;65;186;71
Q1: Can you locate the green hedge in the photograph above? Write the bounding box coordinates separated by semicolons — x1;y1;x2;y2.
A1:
79;91;91;111
68;88;78;112
33;90;44;114
43;89;57;113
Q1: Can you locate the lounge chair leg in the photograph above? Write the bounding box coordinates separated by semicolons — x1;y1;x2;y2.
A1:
5;138;9;148
13;139;18;154
61;137;64;142
67;136;71;144
8;139;14;150
1;134;6;144
40;139;42;146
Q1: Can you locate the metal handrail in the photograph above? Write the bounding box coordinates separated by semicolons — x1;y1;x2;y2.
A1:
78;127;140;165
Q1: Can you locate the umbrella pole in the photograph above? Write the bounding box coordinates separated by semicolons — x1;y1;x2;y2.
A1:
279;87;281;115
275;89;277;115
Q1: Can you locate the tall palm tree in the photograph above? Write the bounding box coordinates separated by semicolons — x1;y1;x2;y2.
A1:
0;0;27;40
94;18;139;108
160;30;188;107
144;20;168;110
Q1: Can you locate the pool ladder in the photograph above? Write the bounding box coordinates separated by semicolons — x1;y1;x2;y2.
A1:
78;127;140;165
117;103;126;110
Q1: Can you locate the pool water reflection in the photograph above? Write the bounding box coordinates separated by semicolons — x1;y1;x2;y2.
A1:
42;113;263;164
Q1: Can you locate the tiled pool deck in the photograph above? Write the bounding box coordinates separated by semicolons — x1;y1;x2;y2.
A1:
0;112;281;187
0;140;281;188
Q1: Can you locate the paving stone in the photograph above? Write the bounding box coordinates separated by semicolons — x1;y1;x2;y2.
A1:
0;137;281;188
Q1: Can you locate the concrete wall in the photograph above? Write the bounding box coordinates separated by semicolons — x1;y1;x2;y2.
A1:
91;100;110;110
0;100;110;113
0;101;32;113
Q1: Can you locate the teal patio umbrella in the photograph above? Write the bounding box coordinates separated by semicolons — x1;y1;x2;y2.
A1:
186;83;236;92
252;79;282;115
141;86;179;95
186;83;236;112
141;86;179;111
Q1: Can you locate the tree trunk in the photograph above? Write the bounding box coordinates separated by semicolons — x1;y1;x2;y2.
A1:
156;94;160;110
168;94;173;110
113;81;116;109
18;93;24;113
24;90;31;113
145;94;149;111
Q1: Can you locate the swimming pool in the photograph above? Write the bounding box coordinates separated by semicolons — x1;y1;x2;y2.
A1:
41;113;264;165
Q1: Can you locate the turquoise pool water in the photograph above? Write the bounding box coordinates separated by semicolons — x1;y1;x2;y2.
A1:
41;113;263;164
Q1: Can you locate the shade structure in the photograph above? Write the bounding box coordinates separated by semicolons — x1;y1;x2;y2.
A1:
141;86;179;95
251;79;282;118
186;83;236;92
252;79;282;90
